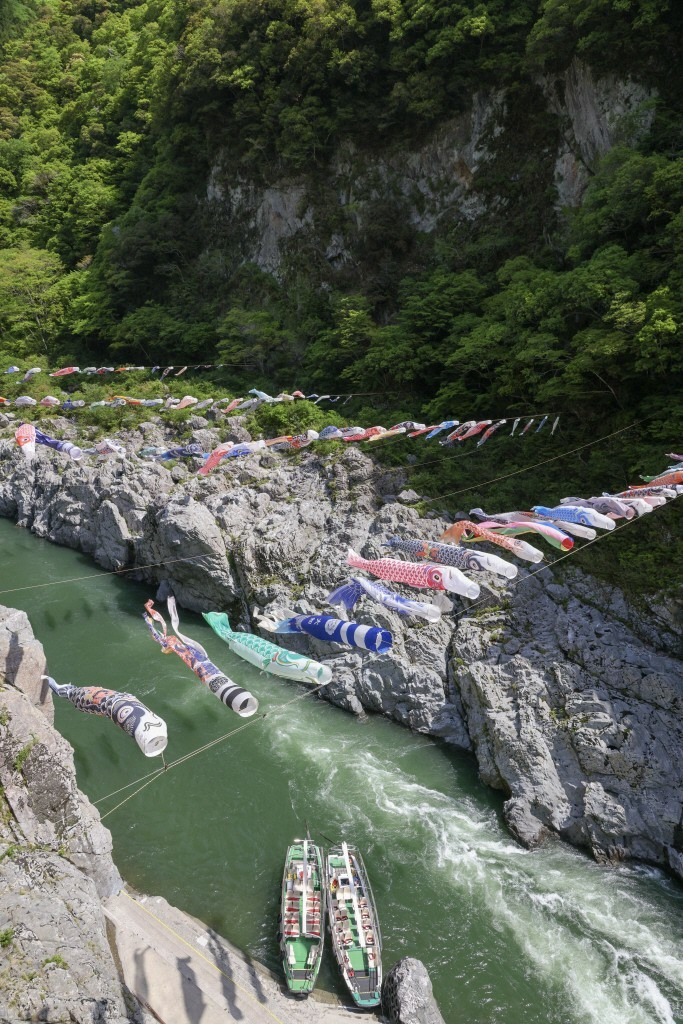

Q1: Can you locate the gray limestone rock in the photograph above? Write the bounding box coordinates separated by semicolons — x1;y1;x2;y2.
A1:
0;686;122;898
0;603;144;1024
0;606;50;718
0;851;131;1023
382;957;446;1024
453;570;683;875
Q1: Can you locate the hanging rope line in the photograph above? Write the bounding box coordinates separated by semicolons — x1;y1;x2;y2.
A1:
421;423;637;504
0;551;213;597
0;424;641;602
95;680;331;818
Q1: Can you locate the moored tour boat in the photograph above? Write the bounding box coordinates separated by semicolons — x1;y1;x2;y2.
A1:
279;837;325;997
325;842;382;1009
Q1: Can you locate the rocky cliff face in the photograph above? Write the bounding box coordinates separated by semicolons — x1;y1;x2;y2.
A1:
455;570;683;873
0;604;145;1023
205;58;654;278
0;412;680;883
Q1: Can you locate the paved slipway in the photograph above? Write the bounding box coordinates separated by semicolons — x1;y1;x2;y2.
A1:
104;890;354;1024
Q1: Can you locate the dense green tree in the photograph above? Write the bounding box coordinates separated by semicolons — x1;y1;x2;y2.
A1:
0;0;680;466
0;247;68;357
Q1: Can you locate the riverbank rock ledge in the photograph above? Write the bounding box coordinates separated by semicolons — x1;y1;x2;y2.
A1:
0;430;682;881
383;957;447;1024
0;602;148;1023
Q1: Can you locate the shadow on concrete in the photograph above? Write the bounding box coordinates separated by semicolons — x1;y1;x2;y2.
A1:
177;954;207;1023
206;932;245;1019
133;946;150;1005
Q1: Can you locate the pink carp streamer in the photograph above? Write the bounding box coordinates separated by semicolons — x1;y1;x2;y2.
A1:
347;549;479;598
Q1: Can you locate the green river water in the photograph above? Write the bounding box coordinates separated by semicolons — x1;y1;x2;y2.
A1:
2;516;682;1024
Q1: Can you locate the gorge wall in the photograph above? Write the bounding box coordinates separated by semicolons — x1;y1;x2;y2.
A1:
0;411;681;882
0;605;147;1023
204;59;654;280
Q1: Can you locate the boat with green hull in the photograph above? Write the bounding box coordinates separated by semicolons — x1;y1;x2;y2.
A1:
279;837;325;997
325;842;382;1009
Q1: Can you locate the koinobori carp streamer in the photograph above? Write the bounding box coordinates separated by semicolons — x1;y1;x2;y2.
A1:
440;521;544;564
257;611;393;654
325;577;442;622
143;600;258;716
468;510;574;551
382;536;518;579
44;676;168;756
195;603;332;685
15;423;36;458
347;548;480;598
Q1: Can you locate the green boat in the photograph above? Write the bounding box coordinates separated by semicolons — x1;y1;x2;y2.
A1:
279;837;325;997
325;842;382;1009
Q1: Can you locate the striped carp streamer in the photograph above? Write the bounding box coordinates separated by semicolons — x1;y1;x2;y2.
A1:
347;548;480;598
197;605;332;685
440;521;544;564
326;577;442;622
383;536;517;579
44;676;167;756
256;611;393;655
143;600;258;717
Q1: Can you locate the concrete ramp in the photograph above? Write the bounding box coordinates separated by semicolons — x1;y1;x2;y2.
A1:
104;889;366;1024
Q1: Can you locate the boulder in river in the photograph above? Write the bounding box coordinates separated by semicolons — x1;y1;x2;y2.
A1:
382;957;446;1024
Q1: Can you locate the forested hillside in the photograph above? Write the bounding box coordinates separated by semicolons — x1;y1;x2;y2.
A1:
1;0;682;589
